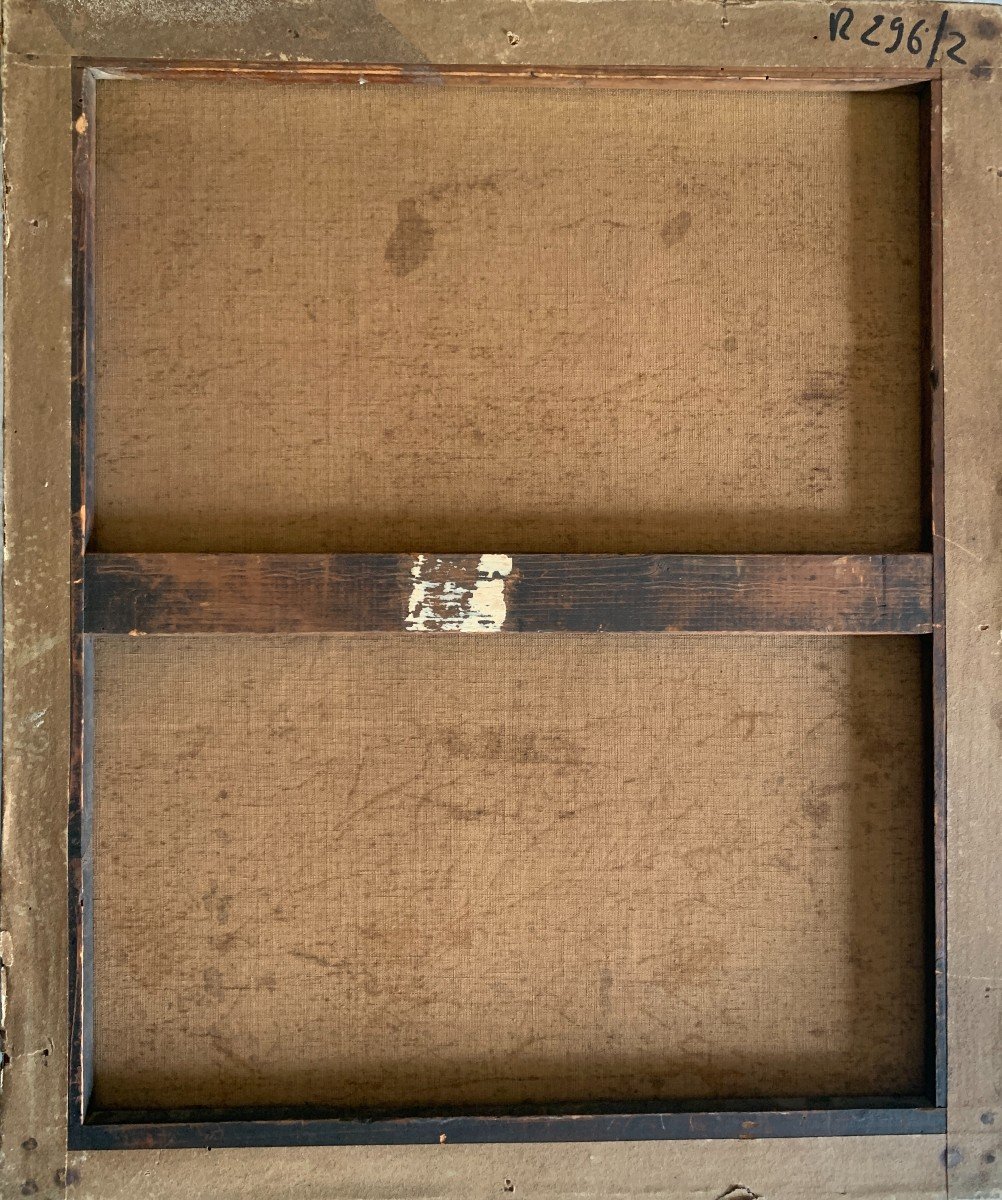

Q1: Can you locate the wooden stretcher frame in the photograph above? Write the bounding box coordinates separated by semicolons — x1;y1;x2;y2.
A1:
63;58;947;1151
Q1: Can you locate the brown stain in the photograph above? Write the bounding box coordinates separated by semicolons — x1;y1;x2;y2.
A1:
434;726;585;765
723;335;737;352
415;794;488;823
201;883;232;924
801;795;832;827
807;465;832;497
800;368;845;409
40;0;430;64
424;174;501;204
770;849;796;875
971;61;994;81
660;209;692;247
977;17;1000;40
386;198;434;277
201;966;224;1001
991;700;1002;738
733;708;771;738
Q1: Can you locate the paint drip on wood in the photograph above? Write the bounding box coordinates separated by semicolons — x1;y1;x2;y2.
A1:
406;554;512;632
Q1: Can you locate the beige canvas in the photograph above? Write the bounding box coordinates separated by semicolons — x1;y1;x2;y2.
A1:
90;633;926;1110
92;82;923;554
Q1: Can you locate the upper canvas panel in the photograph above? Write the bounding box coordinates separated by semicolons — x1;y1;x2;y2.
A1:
92;80;923;553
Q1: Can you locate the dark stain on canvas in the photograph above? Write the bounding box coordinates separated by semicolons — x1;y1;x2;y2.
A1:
386;199;434;277
801;794;832;827
661;210;692;247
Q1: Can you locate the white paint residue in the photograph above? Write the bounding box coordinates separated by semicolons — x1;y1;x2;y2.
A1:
406;554;512;632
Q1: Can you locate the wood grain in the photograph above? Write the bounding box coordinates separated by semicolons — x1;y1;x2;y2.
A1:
71;1106;946;1150
69;63;96;1132
86;60;938;92
922;77;948;1106
83;552;934;635
65;59;945;1152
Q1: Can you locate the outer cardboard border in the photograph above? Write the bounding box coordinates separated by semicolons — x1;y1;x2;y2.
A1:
2;1;1000;1196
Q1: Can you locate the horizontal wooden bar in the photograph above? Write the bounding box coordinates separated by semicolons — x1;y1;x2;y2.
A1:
83;553;933;636
71;1105;945;1149
84;60;939;93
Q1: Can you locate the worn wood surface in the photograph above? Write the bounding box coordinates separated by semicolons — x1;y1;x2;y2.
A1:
68;62;96;1136
921;77;948;1109
82;552;935;635
85;60;938;91
9;0;999;1191
66;55;940;1157
71;1107;946;1151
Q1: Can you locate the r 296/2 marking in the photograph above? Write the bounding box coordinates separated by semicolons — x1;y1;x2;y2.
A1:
829;8;967;66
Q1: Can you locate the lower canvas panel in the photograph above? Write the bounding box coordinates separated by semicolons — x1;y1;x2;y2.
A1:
89;634;926;1111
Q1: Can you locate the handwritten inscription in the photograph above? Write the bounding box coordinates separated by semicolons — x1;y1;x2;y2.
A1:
828;8;967;66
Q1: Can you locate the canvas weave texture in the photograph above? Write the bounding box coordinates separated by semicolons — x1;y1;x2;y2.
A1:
90;634;926;1109
92;83;922;554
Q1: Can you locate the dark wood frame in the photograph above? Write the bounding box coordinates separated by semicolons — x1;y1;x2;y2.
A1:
68;60;947;1150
